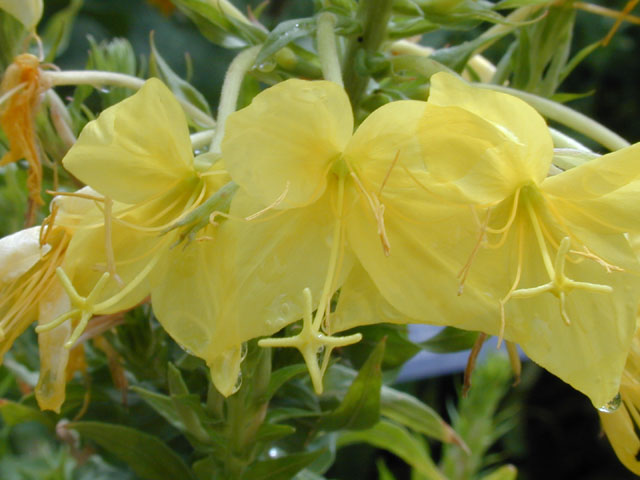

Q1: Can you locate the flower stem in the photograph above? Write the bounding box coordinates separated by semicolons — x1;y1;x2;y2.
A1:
42;70;216;127
316;12;343;86
480;84;630;151
209;45;261;154
342;0;393;108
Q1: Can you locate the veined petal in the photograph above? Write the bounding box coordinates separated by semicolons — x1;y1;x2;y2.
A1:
346;193;497;330
428;72;552;187
416;104;542;205
223;79;353;209
62;78;195;204
344;100;426;174
503;222;639;408
542;142;640;233
0;226;49;284
35;280;72;412
331;261;412;334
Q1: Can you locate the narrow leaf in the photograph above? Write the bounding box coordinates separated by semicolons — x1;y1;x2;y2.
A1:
70;421;197;480
242;450;325;480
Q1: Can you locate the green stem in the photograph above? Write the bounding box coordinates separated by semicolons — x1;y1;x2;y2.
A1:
342;0;393;108
316;12;343;86
42;70;215;127
480;84;630;151
209;45;261;154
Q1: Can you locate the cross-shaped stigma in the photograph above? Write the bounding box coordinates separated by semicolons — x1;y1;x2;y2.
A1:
258;288;362;394
35;267;111;348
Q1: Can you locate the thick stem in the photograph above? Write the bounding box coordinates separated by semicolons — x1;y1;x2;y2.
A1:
209;45;261;154
42;70;216;127
316;12;343;86
342;0;393;108
480;83;630;151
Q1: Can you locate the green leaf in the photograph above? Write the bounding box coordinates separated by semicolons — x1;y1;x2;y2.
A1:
265;364;309;400
380;387;459;444
550;90;595;104
255;423;296;444
171;0;265;48
193;456;221;480
149;35;213;123
493;0;550;9
319;338;385;431
241;450;325;480
420;327;479;353
481;465;518;480
430;32;507;71
69;421;197;480
343;324;420;371
255;18;317;66
377;458;398;480
337;421;445;480
0;400;55;429
558;41;600;85
41;0;83;62
0;11;24;71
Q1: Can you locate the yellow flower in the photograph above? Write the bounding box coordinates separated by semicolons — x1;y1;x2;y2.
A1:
0;192;94;412
342;72;640;409
0;0;43;30
214;79;440;395
58;78;230;391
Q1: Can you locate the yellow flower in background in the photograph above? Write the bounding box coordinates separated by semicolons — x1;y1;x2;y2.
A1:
345;72;640;409
0;191;94;412
0;0;43;30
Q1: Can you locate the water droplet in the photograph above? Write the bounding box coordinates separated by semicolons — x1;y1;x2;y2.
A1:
280;302;290;316
231;371;243;394
598;392;622;413
257;60;276;73
193;149;203;156
268;447;280;458
240;342;248;361
98;87;111;94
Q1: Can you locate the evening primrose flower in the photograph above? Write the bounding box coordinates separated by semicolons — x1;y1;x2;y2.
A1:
215;79;471;395
57;78;230;390
0;191;95;411
345;72;640;409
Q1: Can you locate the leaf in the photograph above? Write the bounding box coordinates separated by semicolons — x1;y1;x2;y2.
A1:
0;399;55;429
265;364;309;400
131;386;183;431
241;450;325;480
420;327;479;353
550;90;595;104
255;423;296;444
430;32;507;71
69;421;197;480
171;0;265;49
149;34;213;122
255;18;317;66
493;0;550;9
558;41;600;85
319;338;385;431
377;458;398;480
380;388;459;444
337;421;445;480
41;0;83;62
480;465;518;480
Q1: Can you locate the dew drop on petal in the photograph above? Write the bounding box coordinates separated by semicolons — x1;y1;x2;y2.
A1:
597;392;622;413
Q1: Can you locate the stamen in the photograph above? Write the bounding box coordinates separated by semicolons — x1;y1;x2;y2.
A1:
458;211;490;295
245;181;290;221
103;197;123;286
571;246;623;273
350;172;391;256
463;332;487;397
601;0;640;46
505;341;521;386
498;221;525;347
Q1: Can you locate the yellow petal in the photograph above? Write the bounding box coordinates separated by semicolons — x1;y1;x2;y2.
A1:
415;103;543;205
600;403;640;475
542;142;640;233
346;194;497;330
62;78;195;204
428;72;552;188
0;0;42;29
223;79;353;209
35;280;72;412
217;187;353;342
0;226;49;284
331;261;412;333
